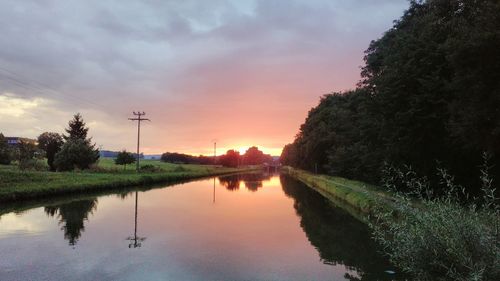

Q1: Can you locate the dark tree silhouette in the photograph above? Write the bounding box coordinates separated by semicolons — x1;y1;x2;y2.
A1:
0;133;12;165
115;150;135;170
63;113;89;142
219;149;240;168
281;0;500;193
242;146;272;165
54;114;99;171
37;132;63;171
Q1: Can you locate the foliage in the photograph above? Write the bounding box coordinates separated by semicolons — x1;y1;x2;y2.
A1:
114;150;135;169
219;149;240;168
241;146;273;165
139;164;162;172
38;132;64;171
54;139;100;171
64;113;90;142
370;155;500;281
55;114;99;171
161;152;214;165
0;133;12;165
281;0;500;193
16;140;44;170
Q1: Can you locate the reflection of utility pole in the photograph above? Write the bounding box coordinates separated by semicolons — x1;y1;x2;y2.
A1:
128;111;151;172
126;191;146;248
213;178;216;204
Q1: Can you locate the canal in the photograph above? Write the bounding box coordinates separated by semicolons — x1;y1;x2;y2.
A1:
0;173;404;280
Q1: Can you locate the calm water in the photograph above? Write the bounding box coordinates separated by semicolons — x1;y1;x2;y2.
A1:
0;173;404;281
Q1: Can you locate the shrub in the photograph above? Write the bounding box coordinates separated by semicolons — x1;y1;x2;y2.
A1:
370;154;499;281
140;164;161;173
37;132;63;171
16;140;43;170
54;139;99;171
115;150;135;170
173;165;186;172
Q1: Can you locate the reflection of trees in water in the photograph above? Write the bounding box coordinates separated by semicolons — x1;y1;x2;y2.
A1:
116;191;133;200
218;175;241;190
280;175;404;281
218;173;273;192
44;199;98;246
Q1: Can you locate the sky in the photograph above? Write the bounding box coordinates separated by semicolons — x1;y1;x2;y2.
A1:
0;0;408;156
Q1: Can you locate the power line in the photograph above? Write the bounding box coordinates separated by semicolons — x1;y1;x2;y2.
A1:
0;67;109;111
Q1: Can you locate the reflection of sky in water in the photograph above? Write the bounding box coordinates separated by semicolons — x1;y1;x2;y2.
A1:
0;174;394;281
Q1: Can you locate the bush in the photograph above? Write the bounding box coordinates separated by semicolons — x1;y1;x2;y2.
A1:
140;164;162;173
54;139;99;171
370;154;500;281
173;165;186;172
18;159;47;171
115;150;135;170
16;140;43;170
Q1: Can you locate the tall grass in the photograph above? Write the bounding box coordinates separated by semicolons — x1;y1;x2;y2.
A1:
370;153;500;281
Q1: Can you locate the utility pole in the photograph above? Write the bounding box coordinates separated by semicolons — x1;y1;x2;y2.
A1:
128;111;150;172
214;141;217;166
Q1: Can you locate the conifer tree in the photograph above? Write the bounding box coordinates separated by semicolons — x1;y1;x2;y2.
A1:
64;113;90;143
55;114;99;171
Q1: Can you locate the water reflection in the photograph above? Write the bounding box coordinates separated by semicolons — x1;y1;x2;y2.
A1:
280;175;404;281
218;172;273;192
126;191;146;248
44;199;98;246
0;174;405;280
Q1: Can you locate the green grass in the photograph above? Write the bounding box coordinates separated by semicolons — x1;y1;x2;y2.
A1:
282;166;397;220
0;159;258;202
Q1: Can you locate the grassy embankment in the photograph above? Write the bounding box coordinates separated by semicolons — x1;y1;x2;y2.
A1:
0;158;258;202
282;166;397;221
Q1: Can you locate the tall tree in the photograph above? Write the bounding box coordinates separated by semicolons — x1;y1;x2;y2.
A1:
64;113;90;142
38;132;63;171
219;149;240;168
0;133;12;165
242;146;272;165
55;114;99;171
282;0;500;192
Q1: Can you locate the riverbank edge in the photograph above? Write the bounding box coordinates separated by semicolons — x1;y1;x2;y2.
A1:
0;167;260;203
282;166;397;221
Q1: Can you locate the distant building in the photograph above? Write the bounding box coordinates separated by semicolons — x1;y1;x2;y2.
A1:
99;150;120;158
99;150;144;159
5;137;37;147
144;154;162;160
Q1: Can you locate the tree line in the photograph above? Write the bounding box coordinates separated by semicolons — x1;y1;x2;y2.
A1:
280;0;500;194
161;146;273;168
0;113;99;171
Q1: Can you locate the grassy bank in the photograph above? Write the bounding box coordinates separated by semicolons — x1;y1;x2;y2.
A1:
282;166;396;220
0;159;258;202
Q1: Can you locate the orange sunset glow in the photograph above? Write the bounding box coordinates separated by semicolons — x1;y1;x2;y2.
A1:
0;1;407;156
2;1;496;280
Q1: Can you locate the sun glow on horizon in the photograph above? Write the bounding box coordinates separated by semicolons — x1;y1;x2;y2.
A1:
180;146;282;157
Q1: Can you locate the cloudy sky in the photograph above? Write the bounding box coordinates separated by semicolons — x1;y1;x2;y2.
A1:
0;0;408;155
